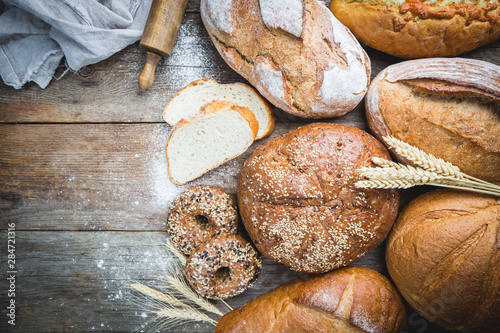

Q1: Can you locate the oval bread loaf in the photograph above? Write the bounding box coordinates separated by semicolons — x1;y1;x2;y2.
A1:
386;189;500;332
366;58;500;182
238;123;399;273
329;0;500;58
201;0;371;118
216;266;407;333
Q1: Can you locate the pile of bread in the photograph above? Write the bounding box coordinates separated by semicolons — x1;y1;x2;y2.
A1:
162;0;500;332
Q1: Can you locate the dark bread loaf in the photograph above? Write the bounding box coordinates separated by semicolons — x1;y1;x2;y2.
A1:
329;0;500;58
386;189;500;332
201;0;371;118
216;266;407;333
238;123;399;273
366;58;500;182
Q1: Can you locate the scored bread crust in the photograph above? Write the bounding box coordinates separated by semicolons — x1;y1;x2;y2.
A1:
238;123;400;274
166;100;259;185
201;0;371;118
162;78;275;140
329;0;500;58
215;266;407;333
386;190;500;332
365;58;500;182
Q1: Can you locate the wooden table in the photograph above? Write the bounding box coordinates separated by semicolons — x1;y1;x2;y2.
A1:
1;1;499;332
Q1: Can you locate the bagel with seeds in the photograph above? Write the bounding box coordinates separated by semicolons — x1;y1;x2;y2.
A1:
166;185;238;256
185;234;262;299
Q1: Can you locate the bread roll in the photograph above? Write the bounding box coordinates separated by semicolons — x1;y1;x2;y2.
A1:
329;0;500;58
201;0;371;118
366;58;500;182
238;123;399;273
216;266;407;333
386;189;500;332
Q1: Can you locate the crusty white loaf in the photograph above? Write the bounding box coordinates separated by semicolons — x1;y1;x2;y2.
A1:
386;190;500;332
201;0;371;118
216;266;407;333
365;58;500;182
163;78;275;140
166;100;258;185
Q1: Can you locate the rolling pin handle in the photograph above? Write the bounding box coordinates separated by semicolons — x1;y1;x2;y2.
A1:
138;51;162;92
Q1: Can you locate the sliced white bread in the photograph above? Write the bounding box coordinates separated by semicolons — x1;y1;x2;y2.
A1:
166;100;259;185
163;78;275;140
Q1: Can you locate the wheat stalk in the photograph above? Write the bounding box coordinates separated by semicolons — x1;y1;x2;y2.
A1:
128;284;217;333
358;165;440;184
165;241;187;266
154;307;217;327
356;137;500;196
130;283;185;307
382;136;463;178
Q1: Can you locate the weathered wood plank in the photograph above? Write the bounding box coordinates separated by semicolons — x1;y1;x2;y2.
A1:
0;231;446;333
2;120;375;231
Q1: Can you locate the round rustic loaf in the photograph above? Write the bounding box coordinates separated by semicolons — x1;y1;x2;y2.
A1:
238;123;400;273
366;58;500;182
201;0;371;118
329;0;500;58
386;189;500;332
216;266;407;333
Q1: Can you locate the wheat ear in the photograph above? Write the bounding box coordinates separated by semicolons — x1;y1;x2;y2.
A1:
130;283;184;307
165;241;187;266
153;307;217;328
382;136;463;178
356;137;500;196
128;283;217;332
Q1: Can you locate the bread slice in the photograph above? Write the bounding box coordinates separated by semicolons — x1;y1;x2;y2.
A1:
166;100;259;185
163;78;275;140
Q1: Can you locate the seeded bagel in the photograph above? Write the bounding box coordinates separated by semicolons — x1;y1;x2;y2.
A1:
185;234;262;299
238;123;400;273
167;185;238;256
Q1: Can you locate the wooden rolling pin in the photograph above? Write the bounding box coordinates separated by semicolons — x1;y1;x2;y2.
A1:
138;0;189;91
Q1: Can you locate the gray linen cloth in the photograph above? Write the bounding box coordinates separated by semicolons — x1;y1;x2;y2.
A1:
0;0;152;89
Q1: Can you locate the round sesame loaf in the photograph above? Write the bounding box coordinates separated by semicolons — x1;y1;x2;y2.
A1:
237;123;399;273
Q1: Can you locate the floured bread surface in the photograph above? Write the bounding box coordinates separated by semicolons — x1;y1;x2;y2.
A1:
259;0;304;37
201;0;370;118
237;123;399;273
163;78;275;140
166;101;258;185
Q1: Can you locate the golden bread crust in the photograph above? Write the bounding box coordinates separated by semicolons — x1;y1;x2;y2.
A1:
216;266;406;333
386;189;500;331
329;0;500;58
